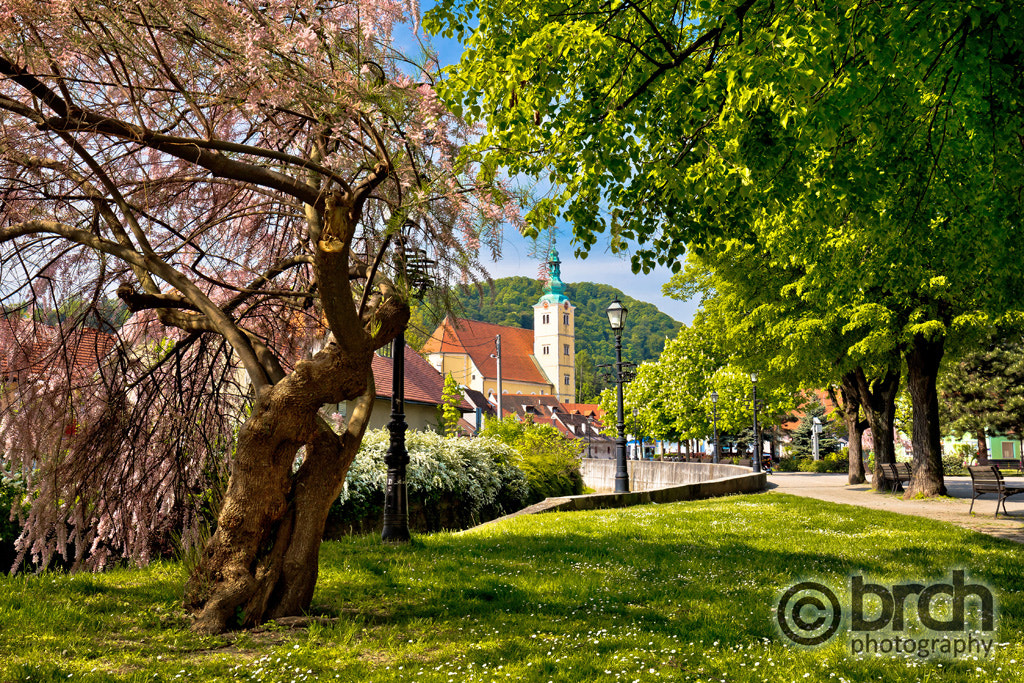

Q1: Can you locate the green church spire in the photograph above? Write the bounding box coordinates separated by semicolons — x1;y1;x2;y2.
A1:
537;247;569;305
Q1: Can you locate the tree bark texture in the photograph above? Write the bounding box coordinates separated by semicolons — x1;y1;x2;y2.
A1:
977;435;989;464
835;373;867;485
184;340;376;633
854;366;900;489
904;333;947;498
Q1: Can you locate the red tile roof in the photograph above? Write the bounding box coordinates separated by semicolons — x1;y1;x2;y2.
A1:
499;394;564;420
0;317;115;378
422;316;549;386
779;389;837;432
371;345;471;410
561;403;605;420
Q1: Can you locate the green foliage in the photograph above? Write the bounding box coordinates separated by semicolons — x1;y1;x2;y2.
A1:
480;417;584;502
438;373;464;437
941;330;1024;442
943;445;973;476
598;322;798;444
800;451;849;473
331;430;530;531
778;449;848;473
2;496;1024;680
787;401;841;460
0;469;27;571
428;0;1024;283
573;348;599;403
774;456;801;473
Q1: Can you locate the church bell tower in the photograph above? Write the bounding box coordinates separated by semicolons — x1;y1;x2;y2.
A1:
533;248;576;402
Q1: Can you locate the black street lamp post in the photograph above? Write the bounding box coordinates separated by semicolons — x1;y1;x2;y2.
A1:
607;299;630;493
710;390;720;464
381;333;410;543
751;373;761;473
381;236;434;544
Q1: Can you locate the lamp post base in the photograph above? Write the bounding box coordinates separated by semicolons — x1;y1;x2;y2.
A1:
381;470;410;543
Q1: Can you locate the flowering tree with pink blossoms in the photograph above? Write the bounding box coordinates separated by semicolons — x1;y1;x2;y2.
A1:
0;0;515;632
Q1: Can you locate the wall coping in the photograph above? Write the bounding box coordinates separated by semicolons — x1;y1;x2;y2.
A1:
470;463;767;530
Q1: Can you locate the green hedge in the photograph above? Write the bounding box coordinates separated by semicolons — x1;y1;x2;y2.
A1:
943;444;973;475
479;418;584;502
0;470;26;571
327;430;531;535
777;451;849;473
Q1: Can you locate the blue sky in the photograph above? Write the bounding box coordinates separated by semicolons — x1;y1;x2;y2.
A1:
404;8;699;324
481;235;697;324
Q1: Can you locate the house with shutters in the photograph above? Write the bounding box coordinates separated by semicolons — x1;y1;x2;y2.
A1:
422;249;577;407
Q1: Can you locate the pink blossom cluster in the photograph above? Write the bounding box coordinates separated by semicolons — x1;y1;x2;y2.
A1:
0;0;521;572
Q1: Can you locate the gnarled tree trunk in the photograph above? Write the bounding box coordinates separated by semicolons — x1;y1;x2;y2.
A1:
181;192;410;634
184;339;378;633
855;366;900;489
831;372;867;485
904;333;947;498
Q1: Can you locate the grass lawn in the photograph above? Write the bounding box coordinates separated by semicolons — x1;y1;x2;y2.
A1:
1;493;1022;682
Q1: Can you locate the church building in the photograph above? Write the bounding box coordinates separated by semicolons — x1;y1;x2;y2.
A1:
422;249;576;407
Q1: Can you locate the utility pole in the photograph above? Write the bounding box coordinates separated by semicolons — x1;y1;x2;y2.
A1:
492;335;503;420
812;416;822;460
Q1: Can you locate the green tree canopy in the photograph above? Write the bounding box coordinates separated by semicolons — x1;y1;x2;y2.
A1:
426;0;1024;496
439;373;465;437
598;319;797;450
787;401;842;460
941;330;1024;460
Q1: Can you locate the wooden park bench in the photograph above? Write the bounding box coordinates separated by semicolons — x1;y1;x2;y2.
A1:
985;458;1024;474
968;465;1024;518
878;462;913;493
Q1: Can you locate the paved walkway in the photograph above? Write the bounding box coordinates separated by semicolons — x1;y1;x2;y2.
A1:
768;472;1024;544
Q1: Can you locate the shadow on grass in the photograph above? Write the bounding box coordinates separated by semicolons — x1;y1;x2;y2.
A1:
315;493;1024;654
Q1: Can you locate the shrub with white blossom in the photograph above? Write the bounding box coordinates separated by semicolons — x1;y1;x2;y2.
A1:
331;430;530;532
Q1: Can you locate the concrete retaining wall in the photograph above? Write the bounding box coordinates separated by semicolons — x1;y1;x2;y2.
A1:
580;458;753;492
473;458;766;529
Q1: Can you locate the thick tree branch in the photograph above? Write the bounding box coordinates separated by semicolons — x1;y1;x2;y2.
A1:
0;56;324;208
117;284;200;312
315;164;390;352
